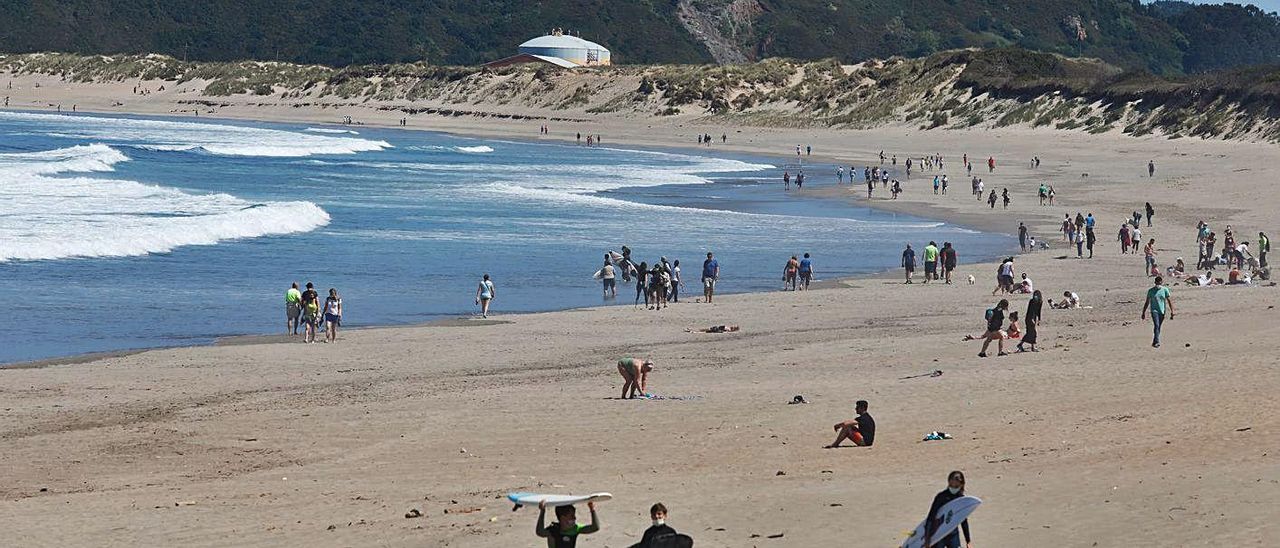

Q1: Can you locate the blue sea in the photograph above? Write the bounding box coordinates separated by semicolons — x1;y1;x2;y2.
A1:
0;110;1011;363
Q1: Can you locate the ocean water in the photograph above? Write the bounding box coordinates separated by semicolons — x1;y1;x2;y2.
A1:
0;111;1011;363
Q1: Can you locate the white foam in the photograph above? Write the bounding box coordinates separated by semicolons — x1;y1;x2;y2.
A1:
304;127;360;135
0;145;330;262
0;111;391;157
454;145;494;153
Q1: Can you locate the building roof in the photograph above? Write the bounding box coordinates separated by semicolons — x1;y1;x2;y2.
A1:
483;53;580;69
518;34;609;52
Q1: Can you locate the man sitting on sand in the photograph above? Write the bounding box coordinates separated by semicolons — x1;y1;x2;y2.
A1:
617;358;654;399
826;400;876;448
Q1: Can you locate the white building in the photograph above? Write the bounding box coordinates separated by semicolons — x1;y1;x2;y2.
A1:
485;29;612;69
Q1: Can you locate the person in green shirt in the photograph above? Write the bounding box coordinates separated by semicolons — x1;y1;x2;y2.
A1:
285;282;302;335
923;241;940;283
1259;232;1270;268
1140;276;1174;348
536;500;600;547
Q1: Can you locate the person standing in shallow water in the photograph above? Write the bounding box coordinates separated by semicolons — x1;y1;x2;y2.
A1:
285;282;302;335
475;274;495;318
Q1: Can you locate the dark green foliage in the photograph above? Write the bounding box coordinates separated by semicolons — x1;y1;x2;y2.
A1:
1;1;1279;76
0;0;712;65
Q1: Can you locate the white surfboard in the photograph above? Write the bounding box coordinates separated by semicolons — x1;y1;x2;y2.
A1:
508;492;613;510
900;495;981;548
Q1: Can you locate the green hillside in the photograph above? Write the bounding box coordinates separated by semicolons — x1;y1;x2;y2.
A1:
0;0;1276;74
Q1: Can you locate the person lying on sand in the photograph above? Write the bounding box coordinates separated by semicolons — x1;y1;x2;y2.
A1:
617;358;654;399
686;325;740;333
826;400;875;448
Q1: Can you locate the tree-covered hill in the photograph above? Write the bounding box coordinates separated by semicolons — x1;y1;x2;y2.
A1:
0;0;1277;74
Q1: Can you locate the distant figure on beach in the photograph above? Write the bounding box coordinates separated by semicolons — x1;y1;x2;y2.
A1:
826;400;875;448
721;133;726;143
702;252;719;303
1148;160;1156;177
1019;223;1028;252
1141;276;1174;348
987;190;997;209
988;156;995;172
993;257;1015;295
1259;232;1270;268
796;171;804;189
806;145;812;156
670;260;683;302
601;258;616;298
796;145;802;157
902;244;916;283
923;241;939;283
1051;291;1082;309
1018;290;1043;352
979;299;1009;357
1144;239;1158;276
635;261;650;307
617;357;654;399
837;166;844;183
323;288;342;343
922;472;974;548
942;242;958;284
1145;202;1155;227
476;274;495;318
799;253;814;290
783;171;791;191
1001;188;1010;209
285;282;302;335
301;282;320;343
536;500;600;546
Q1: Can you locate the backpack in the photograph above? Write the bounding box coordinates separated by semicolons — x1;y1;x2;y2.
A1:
985;308;996;321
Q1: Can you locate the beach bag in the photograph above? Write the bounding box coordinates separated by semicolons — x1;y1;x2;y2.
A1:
985;308;995;321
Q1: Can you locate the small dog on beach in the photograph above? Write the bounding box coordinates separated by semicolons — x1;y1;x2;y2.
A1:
967;274;976;285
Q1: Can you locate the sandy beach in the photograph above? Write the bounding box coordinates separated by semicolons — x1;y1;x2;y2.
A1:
2;72;1279;547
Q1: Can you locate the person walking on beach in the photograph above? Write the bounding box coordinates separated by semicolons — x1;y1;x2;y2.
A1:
837;166;844;183
536;500;601;546
799;253;814;290
979;299;1009;357
993;257;1015;295
901;244;917;284
702;253;719;303
601;258;617;298
323;288;342;343
942;242;958;284
922;471;974;548
476;274;496;318
988;156;995;172
1086;227;1097;259
1018;223;1028;252
670;260;683;302
1148;160;1156;178
1259;232;1270;268
285;282;302;335
1145;202;1155;227
1144;238;1158;276
300;282;320;344
783;171;791;191
1001;188;1010;209
783;255;799;291
923;241;939;283
1140;276;1174;348
987;190;997;209
635;261;650;307
1017;290;1043;352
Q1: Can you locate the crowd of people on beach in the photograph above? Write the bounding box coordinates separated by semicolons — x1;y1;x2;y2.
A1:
595;246;719;308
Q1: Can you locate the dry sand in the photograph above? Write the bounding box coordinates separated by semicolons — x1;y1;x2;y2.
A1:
2;73;1279;547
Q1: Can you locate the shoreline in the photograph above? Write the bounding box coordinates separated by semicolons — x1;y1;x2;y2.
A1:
0;107;1016;368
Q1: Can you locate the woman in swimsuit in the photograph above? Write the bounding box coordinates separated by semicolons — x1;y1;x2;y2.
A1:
617;358;654;399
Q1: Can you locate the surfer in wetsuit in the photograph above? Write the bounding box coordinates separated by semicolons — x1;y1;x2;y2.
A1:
536;500;600;547
923;471;973;548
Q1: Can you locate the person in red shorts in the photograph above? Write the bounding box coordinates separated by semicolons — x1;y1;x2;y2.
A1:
826;400;876;448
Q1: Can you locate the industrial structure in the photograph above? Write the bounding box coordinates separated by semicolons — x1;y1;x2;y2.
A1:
485;29;612;69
